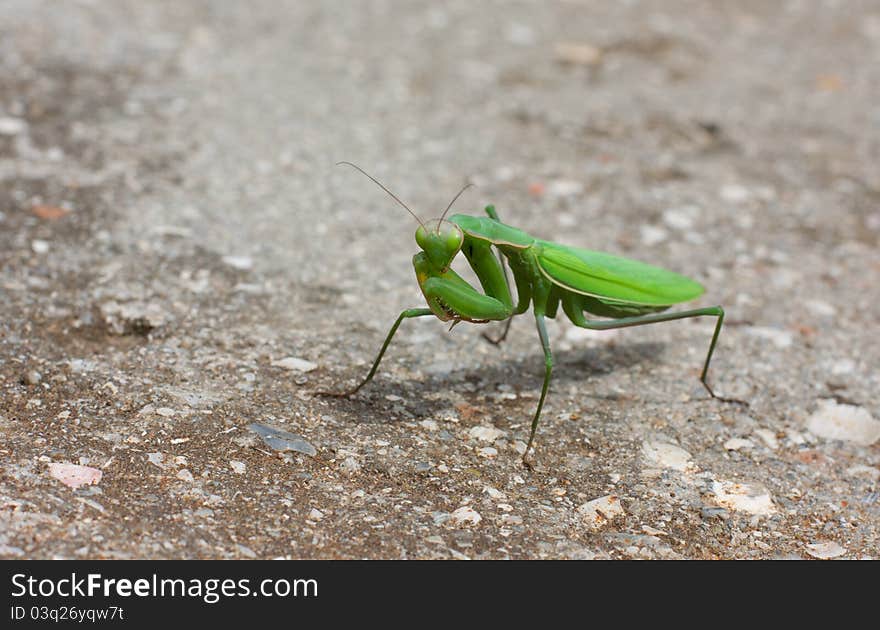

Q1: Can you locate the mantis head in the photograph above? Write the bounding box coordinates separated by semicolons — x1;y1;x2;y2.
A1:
416;220;463;272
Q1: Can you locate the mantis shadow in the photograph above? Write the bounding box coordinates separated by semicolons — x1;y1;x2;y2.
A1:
317;341;667;425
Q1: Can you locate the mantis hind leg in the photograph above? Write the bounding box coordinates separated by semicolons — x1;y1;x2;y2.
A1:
563;296;747;405
315;308;433;397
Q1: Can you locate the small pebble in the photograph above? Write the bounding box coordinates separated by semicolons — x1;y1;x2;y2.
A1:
806;399;880;446
24;370;42;386
468;425;503;443
484;486;506;500
720;184;751;203
47;463;102;489
642;440;693;472
176;469;195;483
662;207;697;230
753;429;779;450
248;423;317;456
449;506;482;527
723;437;754;451
829;359;855;375
236;544;258;558
230;460;246;474
700;506;730;521
577;495;625;529
505;23;535;46
845;465;879;480
308;508;324;521
805;299;836;317
707;479;775;515
147;452;166;469
640;224;668;246
805;541;846;559
0;116;27;135
222;255;253;270
546;179;584;198
554;41;603;66
746;326;793;348
271;357;317;372
31;240;50;254
340;457;361;473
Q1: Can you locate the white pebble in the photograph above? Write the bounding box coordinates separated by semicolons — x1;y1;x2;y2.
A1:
642;440;693;472
753;429;779;450
662;207;697;230
468;425;503;442
707;479;775;515
505;23;536;46
31;240;50;254
147;452;166;469
420;419;439;431
845;465;879;480
47;463;102;489
806;399;880;446
229;460;246;474
222;255;253;271
720;184;751;203
0;116;27;135
746;326;793;349
484;486;506;500
829;359;855;376
546;179;584;198
308;508;324;521
340;456;361;473
155;407;176;417
554;41;603;66
557;212;577;227
805;541;846;559
640;224;668;246
271;357;318;372
477;446;498;458
805;299;836;317
449;506;482;526
577;495;625;529
723;438;754;451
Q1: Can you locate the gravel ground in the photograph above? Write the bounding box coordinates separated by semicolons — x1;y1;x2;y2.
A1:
1;0;879;560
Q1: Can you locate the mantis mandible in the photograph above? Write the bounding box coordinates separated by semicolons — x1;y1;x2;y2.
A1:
319;162;746;465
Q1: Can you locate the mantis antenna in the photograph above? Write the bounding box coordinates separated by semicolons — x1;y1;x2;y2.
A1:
336;161;427;229
437;183;474;231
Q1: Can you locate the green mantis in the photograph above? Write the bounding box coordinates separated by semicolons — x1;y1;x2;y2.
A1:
320;162;745;465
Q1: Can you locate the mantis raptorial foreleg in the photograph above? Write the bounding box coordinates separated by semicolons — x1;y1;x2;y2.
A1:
422;277;512;321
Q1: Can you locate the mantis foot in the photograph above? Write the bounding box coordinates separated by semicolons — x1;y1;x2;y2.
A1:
481;331;505;346
701;381;750;407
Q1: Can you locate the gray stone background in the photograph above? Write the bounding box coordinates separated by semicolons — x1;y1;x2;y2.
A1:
1;0;878;559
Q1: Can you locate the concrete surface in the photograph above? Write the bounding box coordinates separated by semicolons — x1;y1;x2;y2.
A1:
1;0;879;559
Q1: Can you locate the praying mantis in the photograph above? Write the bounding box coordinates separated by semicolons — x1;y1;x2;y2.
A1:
318;163;745;465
